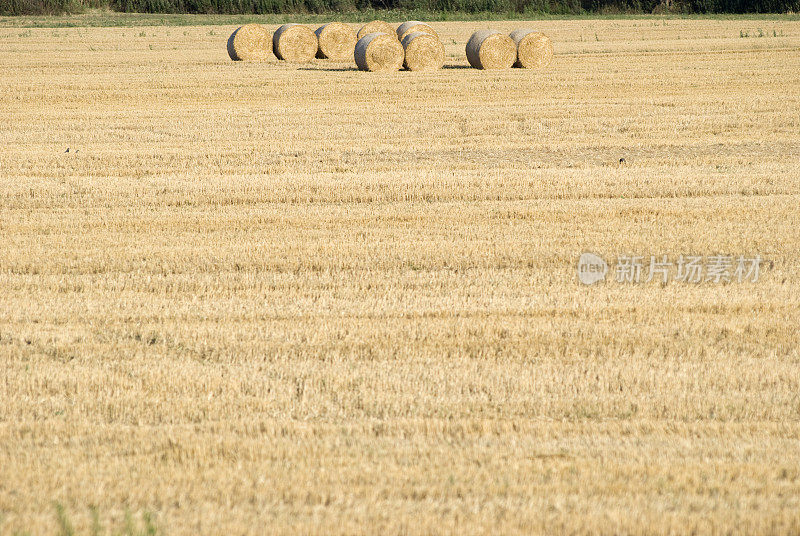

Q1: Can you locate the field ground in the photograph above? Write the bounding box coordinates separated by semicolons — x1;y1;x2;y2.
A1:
1;16;800;536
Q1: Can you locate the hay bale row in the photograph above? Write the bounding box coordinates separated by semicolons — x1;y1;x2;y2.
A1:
228;22;553;71
354;32;404;72
273;23;318;63
355;24;444;72
227;24;272;61
315;22;357;61
466;28;553;70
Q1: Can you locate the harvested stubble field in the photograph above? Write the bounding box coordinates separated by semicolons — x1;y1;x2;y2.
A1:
1;16;800;535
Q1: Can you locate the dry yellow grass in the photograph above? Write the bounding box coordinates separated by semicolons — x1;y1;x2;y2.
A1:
1;17;800;536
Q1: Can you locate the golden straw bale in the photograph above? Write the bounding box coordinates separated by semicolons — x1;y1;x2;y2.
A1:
401;31;445;71
273;24;318;63
509;29;554;69
465;29;516;70
315;22;357;61
357;20;395;40
396;21;438;42
354;32;405;72
227;24;271;61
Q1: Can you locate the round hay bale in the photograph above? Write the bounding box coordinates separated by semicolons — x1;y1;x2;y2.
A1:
357;20;395;41
227;24;272;61
401;31;444;71
315;22;357;61
273;24;318;63
465;29;516;70
354;32;404;72
509;29;553;69
396;21;438;42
